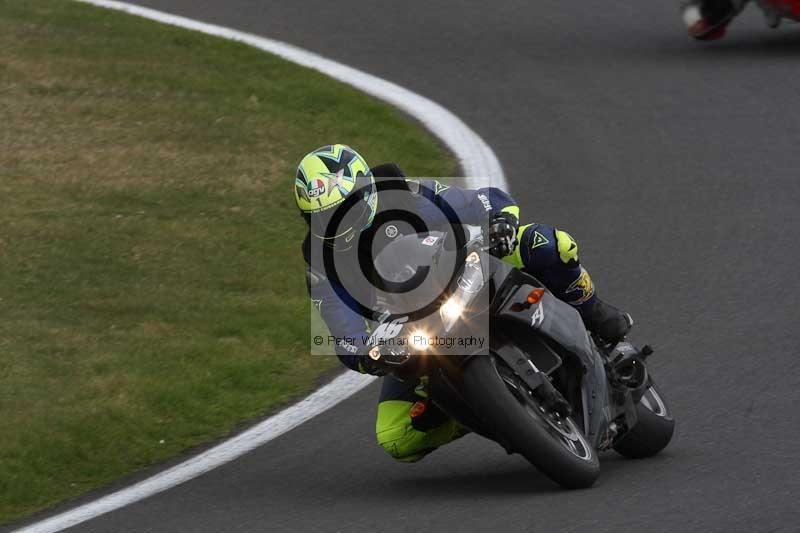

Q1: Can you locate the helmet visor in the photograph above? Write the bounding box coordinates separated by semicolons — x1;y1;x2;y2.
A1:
307;179;376;252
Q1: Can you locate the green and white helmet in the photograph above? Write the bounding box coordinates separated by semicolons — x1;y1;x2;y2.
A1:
294;144;377;250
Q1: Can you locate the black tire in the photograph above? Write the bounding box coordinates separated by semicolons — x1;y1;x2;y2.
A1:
613;380;675;459
462;353;600;489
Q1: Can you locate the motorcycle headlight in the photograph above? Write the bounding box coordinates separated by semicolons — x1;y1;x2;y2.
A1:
440;297;464;323
408;328;430;351
440;252;484;332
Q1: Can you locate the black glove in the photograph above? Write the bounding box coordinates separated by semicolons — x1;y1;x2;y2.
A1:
486;212;519;258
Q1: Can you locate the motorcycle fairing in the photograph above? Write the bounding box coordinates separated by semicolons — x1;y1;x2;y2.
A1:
492;274;612;447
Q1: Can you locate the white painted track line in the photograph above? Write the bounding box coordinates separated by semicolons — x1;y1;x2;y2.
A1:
16;373;374;533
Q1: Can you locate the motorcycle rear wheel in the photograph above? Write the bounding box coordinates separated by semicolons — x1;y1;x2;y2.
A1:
462;353;600;489
613;379;675;459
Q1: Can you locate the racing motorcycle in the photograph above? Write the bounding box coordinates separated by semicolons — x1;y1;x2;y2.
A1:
369;228;675;489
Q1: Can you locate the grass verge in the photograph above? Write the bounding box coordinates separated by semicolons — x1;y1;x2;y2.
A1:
0;0;455;523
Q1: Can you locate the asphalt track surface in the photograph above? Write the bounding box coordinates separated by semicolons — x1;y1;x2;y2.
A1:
23;1;800;531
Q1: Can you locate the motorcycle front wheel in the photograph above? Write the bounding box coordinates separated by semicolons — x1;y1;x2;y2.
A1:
462;353;600;489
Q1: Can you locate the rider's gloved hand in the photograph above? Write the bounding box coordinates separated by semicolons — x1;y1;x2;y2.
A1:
486;212;519;259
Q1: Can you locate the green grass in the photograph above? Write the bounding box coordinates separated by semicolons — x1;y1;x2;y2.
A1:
0;0;455;524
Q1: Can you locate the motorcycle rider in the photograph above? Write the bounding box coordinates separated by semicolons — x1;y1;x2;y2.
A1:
681;0;785;40
296;144;632;462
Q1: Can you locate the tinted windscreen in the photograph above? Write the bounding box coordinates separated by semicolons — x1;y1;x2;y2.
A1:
372;232;461;315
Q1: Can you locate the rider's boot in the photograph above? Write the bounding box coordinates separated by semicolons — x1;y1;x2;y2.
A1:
681;0;738;40
581;297;633;346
